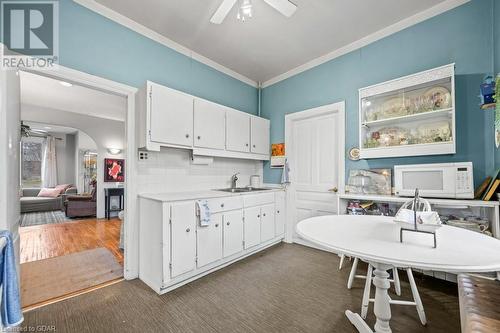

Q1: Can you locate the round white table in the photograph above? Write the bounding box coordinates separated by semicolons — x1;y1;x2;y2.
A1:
296;215;500;333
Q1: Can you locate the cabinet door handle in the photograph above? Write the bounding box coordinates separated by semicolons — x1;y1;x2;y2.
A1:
253;144;256;148
185;134;190;138
257;215;260;218
263;213;266;217
245;143;249;147
215;224;219;227
277;210;280;214
186;228;191;232
197;136;201;140
226;222;230;225
221;203;225;208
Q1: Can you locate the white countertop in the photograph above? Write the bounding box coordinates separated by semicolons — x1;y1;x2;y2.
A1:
140;186;284;202
339;193;499;208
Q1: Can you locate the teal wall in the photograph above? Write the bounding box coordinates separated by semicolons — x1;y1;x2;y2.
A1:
54;0;258;114
262;0;496;186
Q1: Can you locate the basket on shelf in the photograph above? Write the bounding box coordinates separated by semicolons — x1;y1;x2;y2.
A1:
394;189;441;247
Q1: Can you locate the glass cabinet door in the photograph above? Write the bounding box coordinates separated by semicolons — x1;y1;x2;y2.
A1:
361;76;453;151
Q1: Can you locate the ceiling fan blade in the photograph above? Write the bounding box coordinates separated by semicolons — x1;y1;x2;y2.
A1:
210;0;238;24
263;0;297;17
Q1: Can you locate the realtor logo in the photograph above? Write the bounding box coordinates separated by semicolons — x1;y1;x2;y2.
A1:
1;1;59;70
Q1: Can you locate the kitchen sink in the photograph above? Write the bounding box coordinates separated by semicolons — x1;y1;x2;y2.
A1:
215;187;273;193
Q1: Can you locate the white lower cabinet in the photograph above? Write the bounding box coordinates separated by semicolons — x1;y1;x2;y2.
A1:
260;204;275;242
275;192;286;236
223;210;244;257
139;190;286;295
244;206;261;249
196;213;223;268
170;202;197;278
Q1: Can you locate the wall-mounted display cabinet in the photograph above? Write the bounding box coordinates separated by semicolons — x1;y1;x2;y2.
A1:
137;81;270;161
359;64;456;159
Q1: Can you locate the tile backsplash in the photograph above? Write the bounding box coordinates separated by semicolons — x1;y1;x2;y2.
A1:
137;147;263;194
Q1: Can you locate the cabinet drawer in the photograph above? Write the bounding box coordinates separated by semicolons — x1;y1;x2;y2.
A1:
207;197;243;213
243;193;275;207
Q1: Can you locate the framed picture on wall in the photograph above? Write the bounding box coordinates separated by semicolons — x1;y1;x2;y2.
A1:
104;158;125;182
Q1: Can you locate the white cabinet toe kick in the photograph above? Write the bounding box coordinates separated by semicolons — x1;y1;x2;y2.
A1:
139;191;286;295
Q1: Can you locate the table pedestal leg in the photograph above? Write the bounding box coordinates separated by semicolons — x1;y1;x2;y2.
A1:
345;262;393;333
372;263;393;333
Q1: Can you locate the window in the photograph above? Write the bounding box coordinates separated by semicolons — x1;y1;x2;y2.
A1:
21;138;43;188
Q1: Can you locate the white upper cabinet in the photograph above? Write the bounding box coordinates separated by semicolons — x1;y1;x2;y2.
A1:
149;82;193;148
226;111;250;153
359;64;456;159
250;117;270;155
138;81;269;160
193;99;226;150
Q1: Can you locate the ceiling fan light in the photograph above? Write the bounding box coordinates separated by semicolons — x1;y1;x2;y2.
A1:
237;0;252;22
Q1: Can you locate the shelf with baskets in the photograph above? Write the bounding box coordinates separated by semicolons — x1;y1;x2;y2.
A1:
359;64;456;159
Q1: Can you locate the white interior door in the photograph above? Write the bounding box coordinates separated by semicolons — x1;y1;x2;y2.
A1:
285;102;345;242
0;70;21;274
0;69;21;270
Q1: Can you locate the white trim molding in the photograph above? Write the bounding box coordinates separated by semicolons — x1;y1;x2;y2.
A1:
21;64;140;280
262;0;470;88
73;0;258;88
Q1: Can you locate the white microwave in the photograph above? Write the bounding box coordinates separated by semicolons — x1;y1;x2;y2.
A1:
394;162;474;199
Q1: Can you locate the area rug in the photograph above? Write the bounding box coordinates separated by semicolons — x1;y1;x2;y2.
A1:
21;247;123;308
21;210;68;227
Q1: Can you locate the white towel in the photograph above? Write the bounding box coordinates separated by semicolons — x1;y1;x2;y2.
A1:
196;200;211;227
281;158;290;184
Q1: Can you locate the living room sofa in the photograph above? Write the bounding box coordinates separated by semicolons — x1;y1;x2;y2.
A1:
21;187;77;213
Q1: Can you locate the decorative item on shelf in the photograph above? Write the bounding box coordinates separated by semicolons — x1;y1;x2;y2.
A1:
364;127;409;148
104;158;125;182
346;169;391;195
270;143;285;168
416;121;452;143
481;169;500;201
424;86;452;110
395;189;441;248
348;147;360;161
479;76;496;109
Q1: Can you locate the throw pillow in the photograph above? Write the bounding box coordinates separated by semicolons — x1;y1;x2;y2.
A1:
37;188;61;198
55;184;72;194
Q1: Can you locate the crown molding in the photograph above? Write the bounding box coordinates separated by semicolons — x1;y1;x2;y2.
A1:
73;0;258;88
261;0;470;88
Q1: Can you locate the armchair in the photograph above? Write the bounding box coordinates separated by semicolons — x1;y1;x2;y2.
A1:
65;187;97;218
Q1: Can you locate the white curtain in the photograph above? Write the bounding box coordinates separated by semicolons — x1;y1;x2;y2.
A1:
41;136;58;187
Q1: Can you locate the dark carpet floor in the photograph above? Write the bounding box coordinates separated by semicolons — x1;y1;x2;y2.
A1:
22;243;460;332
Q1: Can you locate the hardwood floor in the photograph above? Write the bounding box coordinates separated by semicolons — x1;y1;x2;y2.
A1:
22;243;460;332
19;218;123;265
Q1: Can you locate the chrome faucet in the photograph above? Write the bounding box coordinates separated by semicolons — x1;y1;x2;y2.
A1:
231;173;240;189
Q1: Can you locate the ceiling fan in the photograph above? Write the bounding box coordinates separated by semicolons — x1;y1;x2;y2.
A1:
210;0;297;24
21;121;48;138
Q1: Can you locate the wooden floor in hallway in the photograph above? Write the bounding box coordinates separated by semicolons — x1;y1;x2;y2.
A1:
19;218;124;309
19;218;123;265
22;243;460;333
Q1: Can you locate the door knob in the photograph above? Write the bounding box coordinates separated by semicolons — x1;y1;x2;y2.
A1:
328;187;338;193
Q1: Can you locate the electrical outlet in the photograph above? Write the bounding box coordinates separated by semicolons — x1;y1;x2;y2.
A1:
138;151;149;160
